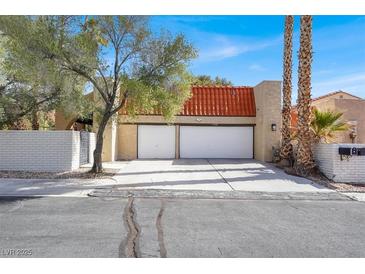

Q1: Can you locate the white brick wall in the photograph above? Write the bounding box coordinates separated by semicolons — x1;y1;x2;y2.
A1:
89;133;96;164
0;131;95;172
314;143;365;184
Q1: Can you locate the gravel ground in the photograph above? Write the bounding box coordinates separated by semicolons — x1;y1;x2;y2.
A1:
325;182;365;192
279;165;365;193
0;167;118;179
306;171;365;193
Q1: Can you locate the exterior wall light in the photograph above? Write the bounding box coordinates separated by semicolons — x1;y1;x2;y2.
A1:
271;123;277;131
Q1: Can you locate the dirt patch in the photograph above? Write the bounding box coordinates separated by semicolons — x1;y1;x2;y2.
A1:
0;167;118;179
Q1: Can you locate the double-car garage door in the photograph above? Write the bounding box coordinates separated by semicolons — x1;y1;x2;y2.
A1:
138;125;253;159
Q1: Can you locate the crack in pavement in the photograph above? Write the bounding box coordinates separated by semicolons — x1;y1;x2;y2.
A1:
120;196;140;258
218;247;223;257
156;199;167;258
206;159;235;191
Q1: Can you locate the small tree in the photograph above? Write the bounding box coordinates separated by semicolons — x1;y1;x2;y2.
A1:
0;16;197;173
310;109;349;143
0;22;88;129
193;75;233;86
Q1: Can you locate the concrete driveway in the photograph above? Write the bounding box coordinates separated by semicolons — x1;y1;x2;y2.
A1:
111;159;331;192
0;159;332;197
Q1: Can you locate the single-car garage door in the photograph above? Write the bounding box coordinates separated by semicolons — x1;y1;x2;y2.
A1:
138;125;175;159
180;126;253;159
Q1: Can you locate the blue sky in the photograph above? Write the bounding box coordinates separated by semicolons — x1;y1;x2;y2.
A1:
150;16;365;103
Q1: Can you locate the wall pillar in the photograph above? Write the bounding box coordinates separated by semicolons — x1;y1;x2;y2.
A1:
253;81;282;162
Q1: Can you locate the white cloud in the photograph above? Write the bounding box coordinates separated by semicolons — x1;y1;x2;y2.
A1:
249;64;266;71
317;69;334;75
314;73;365;88
197;34;280;62
151;16;282;63
313;72;365;98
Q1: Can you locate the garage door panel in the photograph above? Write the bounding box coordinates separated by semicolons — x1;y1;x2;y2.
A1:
180;126;253;159
138;125;175;159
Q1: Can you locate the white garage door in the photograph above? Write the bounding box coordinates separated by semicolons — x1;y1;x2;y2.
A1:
180;126;253;159
138;125;175;159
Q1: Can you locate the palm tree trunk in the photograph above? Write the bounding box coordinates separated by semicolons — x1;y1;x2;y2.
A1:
294;15;315;175
280;15;294;164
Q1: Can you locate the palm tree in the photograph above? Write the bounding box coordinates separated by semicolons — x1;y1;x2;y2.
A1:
294;15;315;176
280;15;294;163
310;109;349;143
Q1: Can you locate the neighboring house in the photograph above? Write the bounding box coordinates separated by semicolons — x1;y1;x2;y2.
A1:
56;81;282;162
291;91;365;143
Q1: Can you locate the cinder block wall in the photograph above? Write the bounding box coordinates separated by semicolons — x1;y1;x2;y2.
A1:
314;143;365;184
0;131;94;172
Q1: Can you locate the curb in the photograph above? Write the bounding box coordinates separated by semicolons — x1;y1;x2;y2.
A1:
88;188;352;201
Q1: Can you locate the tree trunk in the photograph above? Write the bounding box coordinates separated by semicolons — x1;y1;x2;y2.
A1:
31;108;39;130
294;15;315;176
91;109;112;173
280;15;294;164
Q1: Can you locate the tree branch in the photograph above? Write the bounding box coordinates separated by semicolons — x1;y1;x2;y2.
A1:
3;87;60;126
110;90;129;115
61;62;109;104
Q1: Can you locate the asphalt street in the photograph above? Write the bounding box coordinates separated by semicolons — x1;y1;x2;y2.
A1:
0;195;364;258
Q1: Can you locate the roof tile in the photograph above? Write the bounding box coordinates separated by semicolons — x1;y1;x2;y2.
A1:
180;86;256;116
120;86;256;117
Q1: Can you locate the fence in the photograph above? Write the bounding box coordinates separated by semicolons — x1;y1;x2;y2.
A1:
0;130;96;172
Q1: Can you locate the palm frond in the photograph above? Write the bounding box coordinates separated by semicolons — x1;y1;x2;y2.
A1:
310;108;349;143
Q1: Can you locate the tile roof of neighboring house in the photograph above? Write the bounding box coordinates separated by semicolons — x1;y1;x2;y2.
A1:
181;86;256;116
312;90;363;102
292;90;363;109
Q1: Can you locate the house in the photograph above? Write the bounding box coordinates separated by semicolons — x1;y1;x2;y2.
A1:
291;91;365;143
55;81;282;162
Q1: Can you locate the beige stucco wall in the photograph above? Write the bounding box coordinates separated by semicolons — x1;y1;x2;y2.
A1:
117;124;137;160
253;81;282;162
312;97;365;144
55;92;95;130
311;97;337;111
334;99;365;143
55;110;74;130
119;115;256;125
175;125;180;159
313;92;360;103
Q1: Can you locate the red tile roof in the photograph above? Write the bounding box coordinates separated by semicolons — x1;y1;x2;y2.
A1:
180;86;256;116
120;86;256;117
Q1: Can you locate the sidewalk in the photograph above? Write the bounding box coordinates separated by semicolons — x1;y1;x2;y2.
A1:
0;177;116;197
